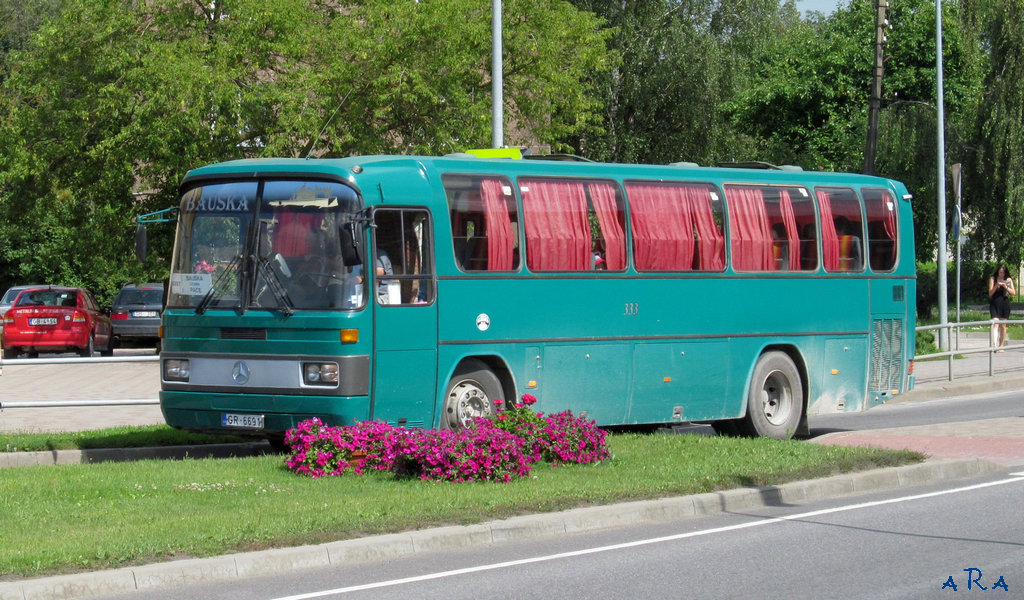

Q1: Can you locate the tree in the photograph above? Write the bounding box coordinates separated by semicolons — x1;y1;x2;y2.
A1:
0;0;612;299
565;0;804;166
962;0;1024;265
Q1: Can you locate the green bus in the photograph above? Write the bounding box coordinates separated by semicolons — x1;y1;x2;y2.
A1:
158;153;915;443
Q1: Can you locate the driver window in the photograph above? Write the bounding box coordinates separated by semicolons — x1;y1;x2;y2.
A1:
373;208;435;306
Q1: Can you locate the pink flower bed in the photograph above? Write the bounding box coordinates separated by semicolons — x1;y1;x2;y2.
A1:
284;394;609;482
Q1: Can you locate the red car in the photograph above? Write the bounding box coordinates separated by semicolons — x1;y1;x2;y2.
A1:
1;286;113;359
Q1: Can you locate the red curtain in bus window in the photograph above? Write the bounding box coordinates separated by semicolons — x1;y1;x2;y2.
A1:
625;183;694;270
685;186;725;270
479;178;515;270
868;190;898;264
778;190;801;270
587;182;626;271
816;190;840;271
726;187;772;270
273;210;322;257
521;180;590;270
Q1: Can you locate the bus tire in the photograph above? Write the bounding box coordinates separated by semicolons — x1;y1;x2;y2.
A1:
442;359;501;430
740;351;802;440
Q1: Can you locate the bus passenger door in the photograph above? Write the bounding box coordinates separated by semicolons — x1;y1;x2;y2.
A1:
370;208;438;429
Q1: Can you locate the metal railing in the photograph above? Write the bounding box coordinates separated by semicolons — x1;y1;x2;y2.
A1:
914;318;1024;381
0;352;160;410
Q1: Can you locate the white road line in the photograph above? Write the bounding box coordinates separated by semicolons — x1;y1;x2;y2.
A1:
272;475;1024;600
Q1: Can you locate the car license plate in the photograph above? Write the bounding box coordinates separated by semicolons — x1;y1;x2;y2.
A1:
29;317;58;326
132;311;158;317
221;413;264;429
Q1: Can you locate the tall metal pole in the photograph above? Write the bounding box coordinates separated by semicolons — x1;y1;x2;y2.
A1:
952;163;962;327
491;0;504;149
936;0;949;350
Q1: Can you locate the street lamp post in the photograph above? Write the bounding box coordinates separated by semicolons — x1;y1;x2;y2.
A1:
936;0;949;350
491;0;504;149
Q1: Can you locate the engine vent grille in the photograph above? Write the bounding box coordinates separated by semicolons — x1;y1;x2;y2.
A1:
220;327;267;340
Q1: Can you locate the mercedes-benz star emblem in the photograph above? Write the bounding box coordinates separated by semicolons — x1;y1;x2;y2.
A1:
232;361;251;385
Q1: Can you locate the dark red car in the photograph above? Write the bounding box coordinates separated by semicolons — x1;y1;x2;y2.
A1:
1;286;113;359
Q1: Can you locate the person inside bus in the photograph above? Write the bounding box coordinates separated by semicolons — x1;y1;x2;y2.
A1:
375;248;396;304
771;223;789;270
835;217;863;271
988;263;1015;349
800;223;818;270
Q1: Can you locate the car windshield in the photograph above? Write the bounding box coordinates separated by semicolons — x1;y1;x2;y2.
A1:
167;179;365;313
15;290;77;307
116;288;162;306
2;288;26;304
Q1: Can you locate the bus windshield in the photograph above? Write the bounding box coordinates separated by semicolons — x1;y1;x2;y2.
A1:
167;179;365;312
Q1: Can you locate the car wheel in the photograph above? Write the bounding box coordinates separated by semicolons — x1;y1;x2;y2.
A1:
2;347;18;359
79;334;95;358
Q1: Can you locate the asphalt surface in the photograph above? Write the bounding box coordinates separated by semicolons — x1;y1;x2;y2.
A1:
2;337;1024;600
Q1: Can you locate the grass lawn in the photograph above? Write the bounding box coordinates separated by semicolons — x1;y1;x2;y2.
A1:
0;427;922;579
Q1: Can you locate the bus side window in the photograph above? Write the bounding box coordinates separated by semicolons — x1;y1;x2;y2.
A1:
816;187;865;273
519;177;626;272
373;209;434;305
863;188;898;272
723;185;813;272
625;181;725;272
443;174;519;272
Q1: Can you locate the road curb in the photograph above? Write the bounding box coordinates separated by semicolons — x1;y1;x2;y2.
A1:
889;375;1024;404
0;456;1004;600
0;442;271;469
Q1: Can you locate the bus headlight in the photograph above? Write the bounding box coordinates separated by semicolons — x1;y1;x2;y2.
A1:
303;362;339;386
164;359;191;381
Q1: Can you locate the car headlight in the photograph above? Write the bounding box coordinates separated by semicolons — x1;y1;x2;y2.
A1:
303;362;339;386
164;359;191;382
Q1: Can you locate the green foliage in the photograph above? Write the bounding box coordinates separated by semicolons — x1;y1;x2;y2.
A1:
1;0;1024;285
963;0;1024;265
0;0;611;299
916;260;1002;319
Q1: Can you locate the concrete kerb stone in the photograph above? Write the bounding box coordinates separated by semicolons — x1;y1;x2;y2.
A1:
0;457;1006;600
0;443;271;469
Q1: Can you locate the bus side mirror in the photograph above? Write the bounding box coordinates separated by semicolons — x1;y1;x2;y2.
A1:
339;222;362;267
135;224;148;264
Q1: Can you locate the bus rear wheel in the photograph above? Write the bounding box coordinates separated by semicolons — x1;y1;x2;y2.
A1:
740;351;802;440
442;360;501;430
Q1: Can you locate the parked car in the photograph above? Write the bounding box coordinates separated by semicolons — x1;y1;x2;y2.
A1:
1;285;43;333
109;283;164;347
1;286;113;358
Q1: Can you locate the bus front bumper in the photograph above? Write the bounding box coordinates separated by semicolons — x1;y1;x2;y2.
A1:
159;390;371;437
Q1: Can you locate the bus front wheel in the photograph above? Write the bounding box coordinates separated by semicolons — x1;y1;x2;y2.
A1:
740;351;802;440
442;360;501;430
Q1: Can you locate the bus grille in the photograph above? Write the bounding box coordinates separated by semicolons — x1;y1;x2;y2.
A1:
869;318;903;391
220;327;267;340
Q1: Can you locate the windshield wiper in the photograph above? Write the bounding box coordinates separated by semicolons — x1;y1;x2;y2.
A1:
254;254;295;316
195;254;242;315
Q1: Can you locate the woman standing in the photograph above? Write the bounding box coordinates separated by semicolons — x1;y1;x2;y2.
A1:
988;264;1016;348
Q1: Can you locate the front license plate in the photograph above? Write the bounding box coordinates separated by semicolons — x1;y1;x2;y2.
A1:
29;317;58;326
131;310;158;318
221;413;265;429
